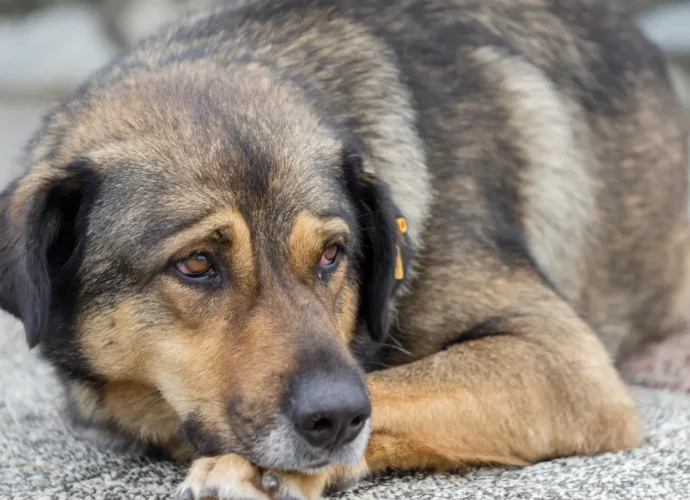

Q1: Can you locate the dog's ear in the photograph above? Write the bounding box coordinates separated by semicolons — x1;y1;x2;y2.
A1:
0;162;96;348
343;148;399;343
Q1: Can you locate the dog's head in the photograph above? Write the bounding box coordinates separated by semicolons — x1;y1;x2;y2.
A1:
0;63;401;470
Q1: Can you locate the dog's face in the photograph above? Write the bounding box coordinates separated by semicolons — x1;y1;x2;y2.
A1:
0;66;399;470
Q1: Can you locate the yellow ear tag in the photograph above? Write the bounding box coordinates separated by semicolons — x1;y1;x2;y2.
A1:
394;218;406;280
395;246;404;280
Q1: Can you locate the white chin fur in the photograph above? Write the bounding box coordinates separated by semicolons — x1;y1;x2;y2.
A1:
252;417;371;471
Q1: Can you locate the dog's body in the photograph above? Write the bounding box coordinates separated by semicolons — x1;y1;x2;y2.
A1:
1;0;689;498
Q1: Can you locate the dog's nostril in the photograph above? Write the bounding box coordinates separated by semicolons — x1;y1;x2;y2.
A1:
295;408;368;449
311;416;333;433
350;414;364;428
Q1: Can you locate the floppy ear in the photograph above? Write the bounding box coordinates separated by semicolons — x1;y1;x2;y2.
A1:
343;149;399;343
0;162;96;348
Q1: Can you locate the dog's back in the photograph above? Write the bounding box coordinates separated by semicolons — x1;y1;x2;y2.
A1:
350;0;690;360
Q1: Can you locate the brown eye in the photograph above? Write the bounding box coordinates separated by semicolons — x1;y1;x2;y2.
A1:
319;245;340;268
175;253;214;277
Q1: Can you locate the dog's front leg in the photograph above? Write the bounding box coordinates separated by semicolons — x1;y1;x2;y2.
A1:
356;279;642;475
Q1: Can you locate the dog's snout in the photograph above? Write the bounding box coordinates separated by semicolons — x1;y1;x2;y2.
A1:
289;370;371;450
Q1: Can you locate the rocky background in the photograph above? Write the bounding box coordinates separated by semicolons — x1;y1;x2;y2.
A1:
0;0;688;102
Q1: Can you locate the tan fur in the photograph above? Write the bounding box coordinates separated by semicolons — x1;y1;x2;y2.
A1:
79;293;296;443
156;208;255;282
178;455;270;499
288;212;350;278
288;212;357;343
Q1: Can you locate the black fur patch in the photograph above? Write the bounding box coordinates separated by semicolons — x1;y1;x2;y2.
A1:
181;413;225;457
0;161;103;383
342;146;398;344
442;316;513;350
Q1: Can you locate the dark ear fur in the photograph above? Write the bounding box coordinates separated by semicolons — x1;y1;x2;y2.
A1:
0;162;96;348
343;147;398;343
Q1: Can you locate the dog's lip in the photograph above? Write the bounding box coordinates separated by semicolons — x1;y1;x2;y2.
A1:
274;459;331;474
293;461;330;475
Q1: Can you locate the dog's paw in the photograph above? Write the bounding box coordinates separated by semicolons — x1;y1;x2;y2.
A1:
258;470;329;500
174;455;269;500
174;455;363;500
262;462;368;500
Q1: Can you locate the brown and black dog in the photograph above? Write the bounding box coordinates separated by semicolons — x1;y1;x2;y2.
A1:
1;0;689;498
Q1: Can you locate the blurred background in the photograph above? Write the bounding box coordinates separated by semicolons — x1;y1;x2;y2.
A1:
0;0;689;187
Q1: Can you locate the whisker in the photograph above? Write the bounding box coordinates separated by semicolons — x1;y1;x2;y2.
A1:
380;342;413;357
355;209;386;220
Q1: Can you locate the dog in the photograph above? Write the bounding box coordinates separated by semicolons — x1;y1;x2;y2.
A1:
1;0;689;498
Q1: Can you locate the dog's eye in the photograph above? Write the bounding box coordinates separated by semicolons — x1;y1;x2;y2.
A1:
319;245;340;268
175;253;215;278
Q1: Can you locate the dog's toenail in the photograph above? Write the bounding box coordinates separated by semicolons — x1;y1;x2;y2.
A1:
261;474;280;493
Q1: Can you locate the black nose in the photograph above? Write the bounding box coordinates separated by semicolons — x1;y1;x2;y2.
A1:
289;370;371;450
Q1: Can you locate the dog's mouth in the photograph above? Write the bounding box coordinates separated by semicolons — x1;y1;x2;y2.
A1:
180;411;371;472
293;461;330;475
179;361;372;470
242;414;372;472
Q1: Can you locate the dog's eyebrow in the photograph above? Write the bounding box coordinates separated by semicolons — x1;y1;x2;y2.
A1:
150;208;252;259
309;213;353;238
140;215;208;249
315;210;355;228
